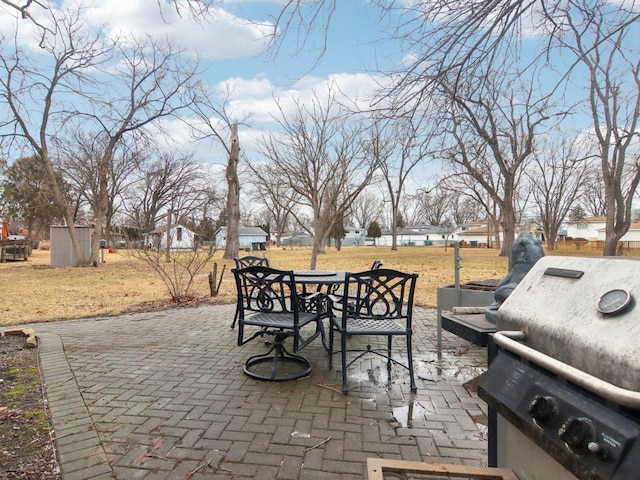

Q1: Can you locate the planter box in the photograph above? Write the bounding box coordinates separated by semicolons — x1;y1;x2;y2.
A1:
437;280;497;347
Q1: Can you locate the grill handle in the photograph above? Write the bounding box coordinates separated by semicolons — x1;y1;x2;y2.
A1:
494;331;640;409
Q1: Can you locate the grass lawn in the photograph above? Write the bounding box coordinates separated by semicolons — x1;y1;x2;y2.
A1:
0;244;604;326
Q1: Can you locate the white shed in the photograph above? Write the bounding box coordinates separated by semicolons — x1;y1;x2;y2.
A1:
214;226;268;250
147;224;197;250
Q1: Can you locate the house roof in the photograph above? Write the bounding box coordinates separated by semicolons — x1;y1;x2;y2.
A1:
396;225;453;235
215;226;268;236
149;223;190;234
239;226;268;236
280;231;312;239
568;216;606;224
597;221;640;232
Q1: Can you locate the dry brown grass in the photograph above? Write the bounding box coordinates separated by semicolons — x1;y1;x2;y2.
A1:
0;245;603;326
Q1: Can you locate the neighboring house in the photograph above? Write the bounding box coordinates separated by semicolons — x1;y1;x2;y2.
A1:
147;223;197;250
214;226;268;250
279;231;314;248
564;216;606;241
597;222;640;242
455;224;493;246
378;225;455;247
454;221;543;246
343;225;367;244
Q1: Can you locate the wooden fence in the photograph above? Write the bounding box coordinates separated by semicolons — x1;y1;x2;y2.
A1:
551;240;640;254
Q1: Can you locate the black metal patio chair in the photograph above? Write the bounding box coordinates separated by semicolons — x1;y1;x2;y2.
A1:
370;259;383;269
234;255;270;269
232;265;324;381
328;268;419;394
230;256;270;328
326;259;383;313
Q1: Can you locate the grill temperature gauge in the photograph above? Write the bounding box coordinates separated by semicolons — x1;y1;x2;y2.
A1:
596;288;632;315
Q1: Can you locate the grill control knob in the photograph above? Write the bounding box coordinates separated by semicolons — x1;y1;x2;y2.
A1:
559;417;596;453
528;395;558;424
588;441;609;459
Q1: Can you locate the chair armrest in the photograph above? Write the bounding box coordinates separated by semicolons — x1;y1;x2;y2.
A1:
298;291;324;314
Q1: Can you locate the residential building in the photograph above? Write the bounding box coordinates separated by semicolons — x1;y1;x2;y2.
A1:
214;226;269;250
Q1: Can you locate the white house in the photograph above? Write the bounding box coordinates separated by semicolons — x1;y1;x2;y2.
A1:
564;216;606;241
597;222;640;242
214;226;268;250
378;225;455;247
147;223;197;250
454;221;543;246
343;225;368;244
279;231;314;247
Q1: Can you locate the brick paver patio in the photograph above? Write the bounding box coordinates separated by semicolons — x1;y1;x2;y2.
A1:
33;304;489;479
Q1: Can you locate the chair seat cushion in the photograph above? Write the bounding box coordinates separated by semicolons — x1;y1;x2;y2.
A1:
244;311;319;329
332;317;408;334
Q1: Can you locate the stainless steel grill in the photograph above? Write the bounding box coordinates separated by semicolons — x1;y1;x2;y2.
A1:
478;256;640;480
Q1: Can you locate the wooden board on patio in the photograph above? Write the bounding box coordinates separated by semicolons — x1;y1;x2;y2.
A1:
366;458;518;480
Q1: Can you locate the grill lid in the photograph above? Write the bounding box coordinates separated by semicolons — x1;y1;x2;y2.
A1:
497;256;640;392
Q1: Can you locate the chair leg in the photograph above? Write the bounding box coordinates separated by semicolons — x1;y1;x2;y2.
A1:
407;334;417;393
387;335;392;372
231;308;239;329
341;333;349;394
243;333;311;382
328;324;335;369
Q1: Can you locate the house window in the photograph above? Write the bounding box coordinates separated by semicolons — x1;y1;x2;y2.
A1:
177;227;183;242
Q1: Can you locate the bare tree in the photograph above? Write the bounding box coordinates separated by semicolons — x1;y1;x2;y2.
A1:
258;88;379;269
0;10;111;264
526;136;588;250
374;116;430;250
123;152;206;234
247;161;301;248
411;185;453;227
581;163;607;217
349;190;382;230
551;0;640;255
0;7;198;265
189;85;245;260
58;132;140;251
82;36;198;265
433;71;560;255
1;0;217;44
438;183;486;227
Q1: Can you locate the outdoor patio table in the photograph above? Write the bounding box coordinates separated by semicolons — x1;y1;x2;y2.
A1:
293;270;345;290
293;271;346;351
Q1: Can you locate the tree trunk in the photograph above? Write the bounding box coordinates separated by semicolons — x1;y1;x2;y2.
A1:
41;153;89;265
500;209;516;259
90;185;109;266
391;213;398;251
224;123;240;260
310;242;320;270
166;207;172;262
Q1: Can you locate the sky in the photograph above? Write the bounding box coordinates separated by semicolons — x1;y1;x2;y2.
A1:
1;1;635;202
0;0;414;180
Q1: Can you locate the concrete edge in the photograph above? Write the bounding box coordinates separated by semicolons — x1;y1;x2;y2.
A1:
37;332;114;480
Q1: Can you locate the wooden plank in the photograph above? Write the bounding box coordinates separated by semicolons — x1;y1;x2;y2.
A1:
366;458;519;480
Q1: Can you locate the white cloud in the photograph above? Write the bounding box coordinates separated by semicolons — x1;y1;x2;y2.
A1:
0;1;271;60
218;71;387;125
84;0;271;60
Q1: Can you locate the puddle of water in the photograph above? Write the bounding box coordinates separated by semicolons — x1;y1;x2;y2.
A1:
347;364;408;391
392;401;437;428
415;361;485;385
